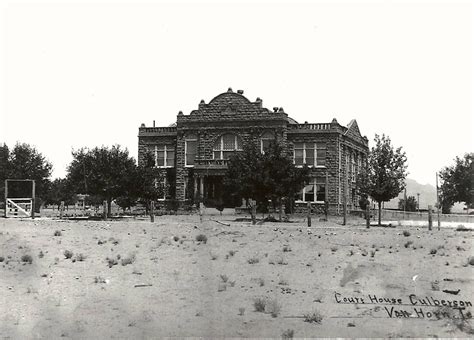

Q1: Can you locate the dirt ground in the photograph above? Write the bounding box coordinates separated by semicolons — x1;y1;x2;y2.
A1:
1;213;473;338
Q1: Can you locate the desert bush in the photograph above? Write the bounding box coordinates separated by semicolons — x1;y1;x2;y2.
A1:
75;253;86;262
63;250;73;259
278;278;289;286
403;230;411;237
0;256;4;262
106;257;118;268
456;224;471;232
94;276;106;284
253;297;266;312
283;246;291;252
282;329;294;339
21;254;33;264
348;250;354;256
303;310;323;324
238;307;245;316
265;298;281;318
54;230;62;236
404;241;413;248
430;248;437;255
38;250;44;258
220;274;229;283
228;250;236;257
370;250;375;258
121;254;136;266
173;236;179;242
330;246;338;253
248;256;260;264
468;256;474;266
258;277;265;287
196;234;207;244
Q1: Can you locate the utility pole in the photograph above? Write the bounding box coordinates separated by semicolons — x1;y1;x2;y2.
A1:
416;193;420;212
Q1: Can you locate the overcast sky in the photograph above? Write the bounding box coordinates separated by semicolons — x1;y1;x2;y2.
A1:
1;0;472;186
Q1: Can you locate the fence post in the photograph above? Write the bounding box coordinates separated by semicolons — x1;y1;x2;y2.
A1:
31;180;35;219
103;200;107;220
366;205;370;228
199;202;203;223
250;199;256;225
307;202;312;227
150;201;155;222
428;205;432;231
60;201;64;219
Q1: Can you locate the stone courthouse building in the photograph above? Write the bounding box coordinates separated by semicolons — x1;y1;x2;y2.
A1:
138;88;369;214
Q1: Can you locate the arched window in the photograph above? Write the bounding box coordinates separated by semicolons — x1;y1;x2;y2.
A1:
260;131;275;153
213;134;242;160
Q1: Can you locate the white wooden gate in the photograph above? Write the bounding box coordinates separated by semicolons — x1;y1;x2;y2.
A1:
6;198;33;218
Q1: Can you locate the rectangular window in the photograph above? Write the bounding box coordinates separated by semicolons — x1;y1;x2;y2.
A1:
293;142;326;167
296;177;326;202
316;144;326;166
185;140;197;166
351;153;356;183
155;145;174;167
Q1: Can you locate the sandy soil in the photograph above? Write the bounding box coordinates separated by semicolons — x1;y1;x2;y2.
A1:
0;213;473;338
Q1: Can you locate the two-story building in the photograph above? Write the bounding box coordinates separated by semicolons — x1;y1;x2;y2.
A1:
138;88;369;214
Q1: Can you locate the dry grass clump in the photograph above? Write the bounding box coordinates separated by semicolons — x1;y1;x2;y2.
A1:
468;256;474;266
257;277;265;287
265;298;281;317
247;256;260;264
21;254;33;264
0;256;4;262
219;274;229;283
404;241;413;248
75;253;86;262
282;246;291;252
253;297;266;312
330;246;338;253
402;230;411;237
196;234;207;244
121;254;136;266
53;230;62;236
238;307;245;316
282;329;294;339
38;250;44;258
63;250;73;259
106;257;118;268
303;310;323;324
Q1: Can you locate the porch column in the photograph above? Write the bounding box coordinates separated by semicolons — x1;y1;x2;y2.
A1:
199;176;204;199
194;176;198;198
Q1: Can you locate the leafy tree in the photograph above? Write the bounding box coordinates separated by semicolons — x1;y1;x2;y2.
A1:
66;145;137;217
134;151;164;213
398;195;417;212
357;134;408;226
439;153;473;213
3;143;53;209
224;140;309;217
44;178;76;208
0;144;9;203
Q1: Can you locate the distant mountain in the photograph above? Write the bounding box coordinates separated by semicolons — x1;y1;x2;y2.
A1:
383;178;466;213
383;178;437;210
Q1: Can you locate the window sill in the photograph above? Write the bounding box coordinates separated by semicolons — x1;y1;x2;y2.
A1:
295;200;326;204
155;166;174;169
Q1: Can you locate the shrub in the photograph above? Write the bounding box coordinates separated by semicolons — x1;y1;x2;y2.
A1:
220;274;229;283
265;299;281;317
106;257;118;268
303;310;323;324
330;246;338;253
21;254;33;264
430;248;437;255
258;278;265;287
38;250;44;258
121;254;136;266
94;276;106;284
253;297;266;312
282;329;294;339
75;253;86;262
0;256;4;262
54;230;62;236
228;250;236;257
196;234;207;244
238;307;245;316
403;230;411;237
404;241;413;248
248;256;260;264
63;250;73;259
283;246;291;252
173;236;179;242
370;250;375;258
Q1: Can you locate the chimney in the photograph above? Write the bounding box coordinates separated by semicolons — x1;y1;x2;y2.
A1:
153;120;155;127
237;90;244;94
